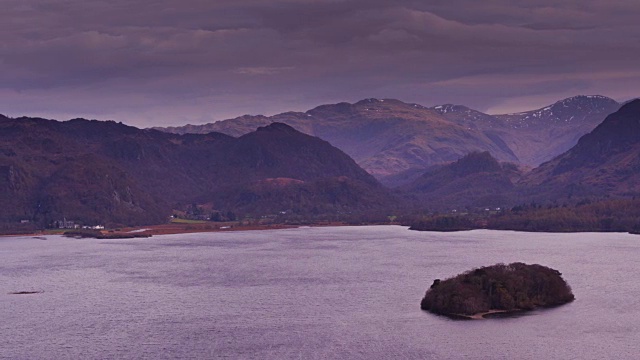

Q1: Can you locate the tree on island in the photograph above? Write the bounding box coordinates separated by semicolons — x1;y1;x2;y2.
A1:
421;263;574;317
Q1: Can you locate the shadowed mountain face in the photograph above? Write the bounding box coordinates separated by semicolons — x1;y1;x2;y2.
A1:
0;118;394;229
158;96;620;184
521;99;640;201
402;151;522;210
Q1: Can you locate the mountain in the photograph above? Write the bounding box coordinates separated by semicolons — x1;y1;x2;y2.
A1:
429;104;505;130
521;99;640;201
432;95;621;166
402;151;522;211
494;95;621;165
194;122;395;218
0;117;171;229
158;99;520;182
158;96;619;183
0;117;394;230
401;98;637;213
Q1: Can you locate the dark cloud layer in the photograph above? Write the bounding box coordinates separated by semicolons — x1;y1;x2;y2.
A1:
1;0;639;126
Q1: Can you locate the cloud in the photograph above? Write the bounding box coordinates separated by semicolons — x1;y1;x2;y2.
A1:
0;0;639;126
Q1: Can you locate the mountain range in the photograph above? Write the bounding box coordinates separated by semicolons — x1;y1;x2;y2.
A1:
402;99;640;210
1;95;637;231
158;95;621;186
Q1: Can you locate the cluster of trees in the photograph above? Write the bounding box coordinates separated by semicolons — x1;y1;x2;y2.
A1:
0;222;37;235
408;198;640;233
488;199;640;232
209;211;237;222
179;205;237;222
421;263;575;316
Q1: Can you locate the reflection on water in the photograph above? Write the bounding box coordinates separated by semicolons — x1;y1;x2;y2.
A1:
1;226;640;359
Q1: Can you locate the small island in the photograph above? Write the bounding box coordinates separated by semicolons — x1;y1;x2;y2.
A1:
421;262;574;319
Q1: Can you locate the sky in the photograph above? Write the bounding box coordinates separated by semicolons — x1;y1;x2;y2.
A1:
1;0;640;127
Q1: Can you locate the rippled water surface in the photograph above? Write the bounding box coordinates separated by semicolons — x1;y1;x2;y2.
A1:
2;226;640;359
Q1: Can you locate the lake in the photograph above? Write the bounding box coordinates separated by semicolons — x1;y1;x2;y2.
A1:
1;226;639;359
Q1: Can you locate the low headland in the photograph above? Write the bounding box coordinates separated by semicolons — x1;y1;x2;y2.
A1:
408;198;640;234
1;218;357;238
58;221;336;239
421;262;575;319
62;229;153;239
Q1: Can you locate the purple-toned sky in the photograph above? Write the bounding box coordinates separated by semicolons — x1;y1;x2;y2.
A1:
2;0;640;127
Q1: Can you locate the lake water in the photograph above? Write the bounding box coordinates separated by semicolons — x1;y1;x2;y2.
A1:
1;226;640;359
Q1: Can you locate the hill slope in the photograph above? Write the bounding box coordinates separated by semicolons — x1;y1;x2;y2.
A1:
0;118;394;230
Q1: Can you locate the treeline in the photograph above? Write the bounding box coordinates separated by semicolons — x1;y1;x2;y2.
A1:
409;198;640;233
488;199;640;232
421;263;575;316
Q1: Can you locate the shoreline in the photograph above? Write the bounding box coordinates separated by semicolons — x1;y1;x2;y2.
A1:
459;309;511;320
2;221;356;238
120;220;360;236
121;222;302;236
438;309;525;320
